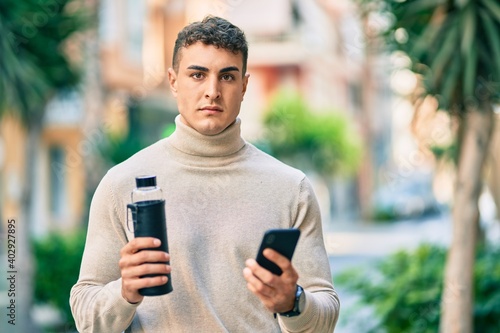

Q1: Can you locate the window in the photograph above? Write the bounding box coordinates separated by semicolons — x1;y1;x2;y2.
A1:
125;0;145;63
99;0;145;63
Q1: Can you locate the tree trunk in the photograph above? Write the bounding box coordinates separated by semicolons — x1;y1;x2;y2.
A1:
21;123;42;332
485;114;500;218
440;104;495;333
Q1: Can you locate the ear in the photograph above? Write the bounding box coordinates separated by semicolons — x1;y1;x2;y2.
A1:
168;68;178;97
241;73;250;101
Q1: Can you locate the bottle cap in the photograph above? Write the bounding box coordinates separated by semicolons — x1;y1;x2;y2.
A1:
135;175;157;188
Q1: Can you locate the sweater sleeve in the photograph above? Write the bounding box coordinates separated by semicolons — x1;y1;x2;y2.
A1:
70;173;139;333
278;176;340;333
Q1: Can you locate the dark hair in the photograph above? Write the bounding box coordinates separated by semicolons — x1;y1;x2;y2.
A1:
172;16;248;74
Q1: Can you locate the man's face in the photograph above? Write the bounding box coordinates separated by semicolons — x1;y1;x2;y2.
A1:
168;42;249;136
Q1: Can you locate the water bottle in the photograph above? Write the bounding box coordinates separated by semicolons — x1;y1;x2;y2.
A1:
127;175;173;296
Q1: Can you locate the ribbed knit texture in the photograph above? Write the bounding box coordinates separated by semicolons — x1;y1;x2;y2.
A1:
70;116;339;333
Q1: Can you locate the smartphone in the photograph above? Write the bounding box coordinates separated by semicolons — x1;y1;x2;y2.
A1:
256;228;301;276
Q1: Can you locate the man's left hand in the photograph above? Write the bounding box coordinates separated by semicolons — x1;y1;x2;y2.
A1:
243;248;298;313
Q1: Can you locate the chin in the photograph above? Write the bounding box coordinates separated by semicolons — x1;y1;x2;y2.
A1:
195;122;227;136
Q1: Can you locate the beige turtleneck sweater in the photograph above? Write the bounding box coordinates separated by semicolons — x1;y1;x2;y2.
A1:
70;116;339;333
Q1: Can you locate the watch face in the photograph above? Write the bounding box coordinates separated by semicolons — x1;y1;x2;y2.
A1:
295;285;304;312
296;285;304;298
297;285;305;313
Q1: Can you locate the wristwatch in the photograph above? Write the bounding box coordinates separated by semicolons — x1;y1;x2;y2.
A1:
279;285;304;317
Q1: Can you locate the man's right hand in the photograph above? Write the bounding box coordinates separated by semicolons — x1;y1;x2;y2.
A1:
119;237;171;304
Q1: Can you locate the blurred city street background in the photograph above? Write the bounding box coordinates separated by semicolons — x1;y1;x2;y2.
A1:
1;0;499;332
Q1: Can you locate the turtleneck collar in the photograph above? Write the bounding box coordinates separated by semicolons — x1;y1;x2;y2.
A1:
167;115;246;157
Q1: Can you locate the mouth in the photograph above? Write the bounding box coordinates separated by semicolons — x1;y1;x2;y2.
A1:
200;105;223;112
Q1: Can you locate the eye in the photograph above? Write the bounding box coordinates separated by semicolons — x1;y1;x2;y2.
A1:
190;72;204;80
220;74;234;81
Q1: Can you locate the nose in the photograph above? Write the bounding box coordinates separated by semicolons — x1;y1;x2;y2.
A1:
205;77;221;100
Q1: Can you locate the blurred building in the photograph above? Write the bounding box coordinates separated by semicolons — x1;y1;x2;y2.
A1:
1;0;396;235
0;3;99;237
99;0;366;136
98;0;500;222
0;84;88;238
97;0;389;222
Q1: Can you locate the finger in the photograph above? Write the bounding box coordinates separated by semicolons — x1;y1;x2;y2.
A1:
263;249;297;279
243;275;282;313
123;275;169;294
246;258;275;282
245;259;279;286
131;250;170;266
243;265;275;298
244;265;297;313
262;249;289;269
243;266;266;287
122;263;171;280
246;281;273;301
245;281;275;311
121;237;162;255
119;250;170;269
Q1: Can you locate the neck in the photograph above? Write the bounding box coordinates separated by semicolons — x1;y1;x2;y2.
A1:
167;115;246;157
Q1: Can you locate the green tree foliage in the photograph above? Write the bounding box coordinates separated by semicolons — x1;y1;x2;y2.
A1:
0;0;88;124
375;0;500;111
261;91;362;177
33;230;87;331
336;244;500;333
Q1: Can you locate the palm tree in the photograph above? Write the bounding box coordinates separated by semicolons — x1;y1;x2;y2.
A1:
0;1;87;331
360;0;499;331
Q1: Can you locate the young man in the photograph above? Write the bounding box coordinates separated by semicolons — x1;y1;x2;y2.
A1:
70;16;339;332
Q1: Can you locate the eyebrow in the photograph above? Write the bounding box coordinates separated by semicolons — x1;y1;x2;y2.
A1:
186;65;240;73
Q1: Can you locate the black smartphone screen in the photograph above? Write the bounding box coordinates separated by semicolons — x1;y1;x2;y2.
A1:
255;229;301;276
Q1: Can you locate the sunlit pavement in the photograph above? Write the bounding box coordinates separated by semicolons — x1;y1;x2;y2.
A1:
326;214;452;259
326;210;500;270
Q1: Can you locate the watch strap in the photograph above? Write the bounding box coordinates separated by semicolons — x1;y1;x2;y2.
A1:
279;285;304;317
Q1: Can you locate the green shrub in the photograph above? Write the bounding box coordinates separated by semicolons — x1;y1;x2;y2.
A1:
336;244;500;333
33;229;87;330
261;90;362;177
